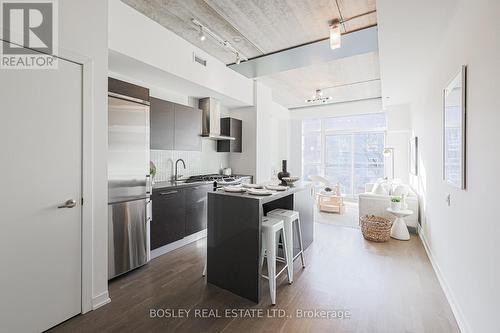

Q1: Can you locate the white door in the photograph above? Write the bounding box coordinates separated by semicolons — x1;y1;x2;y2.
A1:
0;42;83;332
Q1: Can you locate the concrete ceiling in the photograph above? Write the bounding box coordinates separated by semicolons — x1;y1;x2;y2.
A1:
121;0;377;64
121;0;379;109
258;51;381;108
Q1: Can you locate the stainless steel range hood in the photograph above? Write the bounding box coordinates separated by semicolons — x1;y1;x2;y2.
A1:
199;97;235;141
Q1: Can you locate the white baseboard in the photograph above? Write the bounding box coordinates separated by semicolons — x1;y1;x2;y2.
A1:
417;224;470;333
151;229;207;259
91;291;111;310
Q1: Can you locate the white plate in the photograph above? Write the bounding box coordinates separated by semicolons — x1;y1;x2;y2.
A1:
247;189;273;196
223;186;246;193
243;183;263;189
266;185;288;191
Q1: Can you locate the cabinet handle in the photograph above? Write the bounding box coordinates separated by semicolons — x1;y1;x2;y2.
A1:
159;190;178;196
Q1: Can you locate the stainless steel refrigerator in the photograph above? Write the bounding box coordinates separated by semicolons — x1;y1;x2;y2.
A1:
108;92;152;279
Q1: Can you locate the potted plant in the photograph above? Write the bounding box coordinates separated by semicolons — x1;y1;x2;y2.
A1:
150;161;157;184
391;196;402;211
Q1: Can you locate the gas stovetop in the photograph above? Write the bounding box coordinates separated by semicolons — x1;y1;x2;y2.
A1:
185;174;241;184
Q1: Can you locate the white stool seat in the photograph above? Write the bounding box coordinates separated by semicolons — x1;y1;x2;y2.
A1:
260;216;291;305
267;208;299;220
267;209;306;283
262;216;285;232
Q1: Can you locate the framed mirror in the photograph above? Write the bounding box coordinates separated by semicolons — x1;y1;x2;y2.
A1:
443;65;466;189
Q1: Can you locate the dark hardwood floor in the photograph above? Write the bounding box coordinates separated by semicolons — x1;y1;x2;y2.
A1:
50;223;460;333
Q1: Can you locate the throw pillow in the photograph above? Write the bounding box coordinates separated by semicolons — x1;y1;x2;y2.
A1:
372;183;388;195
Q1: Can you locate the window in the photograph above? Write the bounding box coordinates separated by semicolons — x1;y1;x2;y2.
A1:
302;119;321;181
302;113;386;198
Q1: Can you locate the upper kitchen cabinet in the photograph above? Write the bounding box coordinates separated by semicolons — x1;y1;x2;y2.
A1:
150;97;202;151
108;77;149;102
174;103;202;151
217;117;242;153
150;97;174;150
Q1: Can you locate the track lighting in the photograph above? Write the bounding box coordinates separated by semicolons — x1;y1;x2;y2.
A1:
199;26;206;41
191;18;247;64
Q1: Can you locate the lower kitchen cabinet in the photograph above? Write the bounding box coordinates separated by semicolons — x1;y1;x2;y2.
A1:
151;189;185;250
185;184;211;235
151;184;212;250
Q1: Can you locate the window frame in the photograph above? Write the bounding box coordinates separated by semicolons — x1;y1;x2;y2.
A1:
301;114;387;200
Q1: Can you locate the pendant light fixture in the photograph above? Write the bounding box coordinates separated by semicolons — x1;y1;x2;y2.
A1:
199;26;206;41
305;89;333;104
329;19;341;50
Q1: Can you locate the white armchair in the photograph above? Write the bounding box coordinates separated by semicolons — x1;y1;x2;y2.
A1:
359;182;419;229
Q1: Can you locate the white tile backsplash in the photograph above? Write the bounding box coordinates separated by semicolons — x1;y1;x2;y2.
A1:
151;139;229;182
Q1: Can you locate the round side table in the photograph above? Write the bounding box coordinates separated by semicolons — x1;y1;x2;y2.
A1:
386;208;413;241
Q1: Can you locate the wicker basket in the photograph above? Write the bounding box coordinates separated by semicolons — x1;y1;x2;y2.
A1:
360;215;392;242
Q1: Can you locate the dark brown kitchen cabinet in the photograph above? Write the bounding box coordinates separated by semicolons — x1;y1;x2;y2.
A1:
150;97;202;151
108;77;149;102
150;97;174;150
151;189;185;250
151;184;212;250
185;184;211;235
217;117;242;152
174;103;202;151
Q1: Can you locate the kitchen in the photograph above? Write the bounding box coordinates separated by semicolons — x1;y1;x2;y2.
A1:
107;69;311;304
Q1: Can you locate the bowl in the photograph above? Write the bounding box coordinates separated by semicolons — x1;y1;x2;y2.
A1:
282;176;300;186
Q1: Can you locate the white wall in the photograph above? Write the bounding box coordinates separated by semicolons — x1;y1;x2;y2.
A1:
108;0;253;107
109;70;191;106
228;105;257;178
229;81;290;182
59;0;109;311
378;1;500;332
385;104;411;183
255;82;290;182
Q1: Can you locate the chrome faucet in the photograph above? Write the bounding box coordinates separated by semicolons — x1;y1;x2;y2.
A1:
174;158;186;182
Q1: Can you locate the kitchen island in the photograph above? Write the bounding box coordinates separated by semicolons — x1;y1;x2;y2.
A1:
207;182;314;303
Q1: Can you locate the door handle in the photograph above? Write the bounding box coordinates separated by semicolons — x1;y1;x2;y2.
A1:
58;199;77;209
159;190;178;196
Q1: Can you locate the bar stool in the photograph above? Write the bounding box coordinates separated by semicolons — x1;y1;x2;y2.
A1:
267;209;306;283
260;216;291;305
